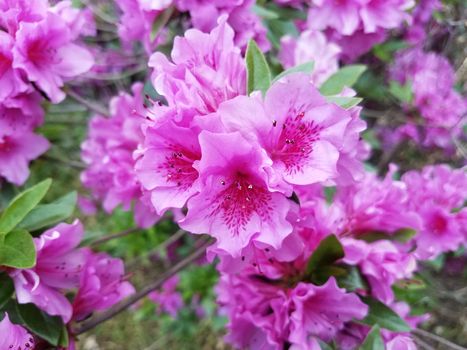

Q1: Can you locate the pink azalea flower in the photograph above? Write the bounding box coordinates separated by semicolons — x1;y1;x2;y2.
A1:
308;0;413;36
217;273;291;349
218;73;364;189
115;0;169;53
175;0;268;51
0;104;49;185
0;0;48;35
13;12;94;103
138;0;173;11
148;275;183;317
289;278;368;349
334;166;421;235
279;30;341;86
149;16;246;123
389;48;466;151
0;130;48;186
181;131;292;257
0;31;28;101
343;238;416;304
135;120;201;214
0;313;35;350
81;83;159;228
386;335;417;350
402;165;467;259
327;28;387;62
50;0;96;39
73;250;135;321
72;249;135;321
9;220;86;322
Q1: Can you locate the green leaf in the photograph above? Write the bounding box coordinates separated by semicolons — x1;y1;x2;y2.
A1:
273;61;315;83
150;5;174;41
359;325;384;350
360;297;411;332
0;229;36;268
16;303;65;346
260;3;307;20
305;234;344;277
373;40;408;62
0;179;51;236
325;96;362;109
58;325;69;347
338;266;368;292
246;40;271;95
265;19;298;49
324;186;336;204
359;228;417;244
0;273;14;309
320;65;367;96
253;4;279;19
389;81;413;103
362;130;381;150
318;340;335;350
18;191;77;232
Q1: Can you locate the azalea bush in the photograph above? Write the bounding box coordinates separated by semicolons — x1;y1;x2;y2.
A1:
0;0;466;349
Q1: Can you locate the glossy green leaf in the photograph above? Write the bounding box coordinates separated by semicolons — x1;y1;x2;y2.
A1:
359;228;417;244
305;234;344;277
18;191;77;232
320;65;367;95
259;3;307;20
318;340;335;350
0;273;14;309
246;40;271;95
389;81;413;103
324;186;336;204
325;96;362;109
359;325;384;350
338;266;368;292
0;179;51;236
0;229;36;268
273;61;315;83
253;4;279;19
17;303;65;346
265;19;298;49
360;297;411;332
151;6;174;41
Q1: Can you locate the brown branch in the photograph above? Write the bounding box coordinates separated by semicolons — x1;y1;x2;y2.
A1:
72;237;212;335
377;140;407;176
413;335;437;350
66;89;110;117
90;228;140;247
413;329;467;350
126;229;186;270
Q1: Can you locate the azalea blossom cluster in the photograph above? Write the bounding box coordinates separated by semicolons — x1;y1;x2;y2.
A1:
215;163;465;349
79;17;466;349
81;83;159;228
385;47;466;151
115;0;269;53
2;220;134;349
0;0;94;185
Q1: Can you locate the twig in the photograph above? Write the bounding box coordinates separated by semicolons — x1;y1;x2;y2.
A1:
85;64;147;81
79;0;117;25
90;228;140;247
126;229;186;270
43;155;86;170
413;335;437;350
66;89;110;117
72;237;212;335
413;329;467;350
377;140;407;176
